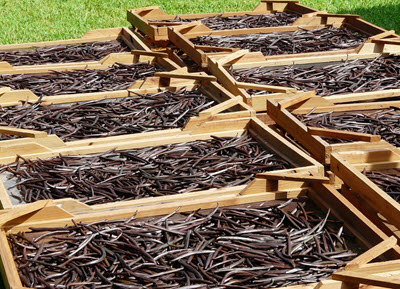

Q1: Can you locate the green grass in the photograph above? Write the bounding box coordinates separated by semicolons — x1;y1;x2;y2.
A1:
0;0;399;44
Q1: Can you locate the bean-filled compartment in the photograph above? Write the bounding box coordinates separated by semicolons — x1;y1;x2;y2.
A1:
0;133;291;205
8;199;359;288
364;169;400;203
0;40;130;66
232;55;400;97
0;62;164;97
295;108;400;146
150;12;300;29
0;88;215;141
192;26;367;56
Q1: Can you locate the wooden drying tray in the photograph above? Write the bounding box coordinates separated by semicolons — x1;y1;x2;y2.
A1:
0;27;152;75
0;176;399;289
207;39;400;111
331;148;400;242
167;13;397;69
0;52;182;108
127;0;320;41
0;115;323;215
0;73;253;140
266;94;395;165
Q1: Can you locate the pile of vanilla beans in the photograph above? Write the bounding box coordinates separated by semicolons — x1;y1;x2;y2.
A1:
0;88;215;141
296;108;400;146
0;134;290;204
192;26;367;56
364;169;400;202
150;12;300;29
0;40;130;66
232;56;400;96
0;62;164;96
9;200;356;288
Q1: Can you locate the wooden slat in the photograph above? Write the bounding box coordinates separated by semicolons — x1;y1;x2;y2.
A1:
278;91;315;109
131;50;168;57
267;99;329;164
332;271;400;288
310;182;400;258
154;72;216;81
0;126;47;138
257;173;329;183
308;127;381;142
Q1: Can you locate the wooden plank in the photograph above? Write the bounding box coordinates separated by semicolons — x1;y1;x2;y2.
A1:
216;50;249;66
236;81;296;93
332;271;400;288
278;91;315;109
154;72;216;81
291;99;400;114
0;200;53;226
309;182;400;258
367;30;396;41
131;50;168;57
257;173;329;183
248;118;323;169
325;89;400;104
341;185;399;239
168;27;205;67
308;127;381;142
331;153;400;232
267;99;329;164
345;236;398;270
0;230;23;288
0;126;47;139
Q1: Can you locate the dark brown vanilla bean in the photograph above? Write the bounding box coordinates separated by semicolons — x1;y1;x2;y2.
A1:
9;200;356;288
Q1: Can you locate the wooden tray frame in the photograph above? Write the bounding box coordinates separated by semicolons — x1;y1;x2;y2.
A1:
0;27;152;75
331;148;400;242
127;0;320;41
0;72;253;137
167;13;398;69
207;40;400;111
0;176;399;289
0;114;324;218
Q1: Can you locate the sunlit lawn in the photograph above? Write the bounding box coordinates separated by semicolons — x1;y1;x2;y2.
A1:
0;0;399;44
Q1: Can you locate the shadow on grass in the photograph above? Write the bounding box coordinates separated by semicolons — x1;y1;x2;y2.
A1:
335;4;400;33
